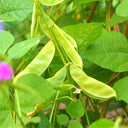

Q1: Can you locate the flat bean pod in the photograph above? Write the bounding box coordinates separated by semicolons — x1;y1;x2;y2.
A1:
14;41;55;83
39;11;82;68
47;66;66;85
70;64;117;101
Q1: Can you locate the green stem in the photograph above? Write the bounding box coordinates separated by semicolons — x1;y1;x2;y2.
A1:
105;1;112;30
80;93;90;126
49;91;60;124
31;0;37;38
15;89;22;118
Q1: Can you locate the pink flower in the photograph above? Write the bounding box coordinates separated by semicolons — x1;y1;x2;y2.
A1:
0;62;13;81
0;22;3;32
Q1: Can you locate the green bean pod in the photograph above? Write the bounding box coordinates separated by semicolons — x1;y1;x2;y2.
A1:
14;41;55;83
47;66;66;86
39;11;82;68
70;64;117;101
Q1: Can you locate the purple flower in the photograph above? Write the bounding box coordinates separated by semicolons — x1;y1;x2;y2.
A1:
0;62;13;81
0;22;3;32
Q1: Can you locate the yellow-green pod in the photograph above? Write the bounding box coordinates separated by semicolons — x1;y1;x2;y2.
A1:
70;64;117;101
47;66;66;85
14;41;55;83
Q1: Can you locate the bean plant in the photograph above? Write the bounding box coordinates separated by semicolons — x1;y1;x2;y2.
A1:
0;0;128;128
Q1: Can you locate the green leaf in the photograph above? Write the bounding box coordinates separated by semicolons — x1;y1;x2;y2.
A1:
85;29;128;72
0;0;33;22
66;99;84;118
8;37;40;59
63;23;103;53
57;114;69;125
89;119;114;128
17;74;53;103
113;76;128;103
70;64;117;100
14;41;55;82
68;120;83;128
0;30;14;54
16;74;53;113
47;66;66;85
108;13;128;27
38;111;51;128
39;0;64;6
116;0;128;17
74;0;111;5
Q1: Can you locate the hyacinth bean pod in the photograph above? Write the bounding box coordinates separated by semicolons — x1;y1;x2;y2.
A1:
14;41;55;83
70;64;117;101
39;11;82;68
47;66;66;85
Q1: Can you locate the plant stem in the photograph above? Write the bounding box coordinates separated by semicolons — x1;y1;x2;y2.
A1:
80;93;90;126
105;1;112;30
15;89;22;118
86;1;99;23
49;91;60;124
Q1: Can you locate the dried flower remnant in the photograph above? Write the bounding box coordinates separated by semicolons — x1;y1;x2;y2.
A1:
0;22;3;32
0;62;13;81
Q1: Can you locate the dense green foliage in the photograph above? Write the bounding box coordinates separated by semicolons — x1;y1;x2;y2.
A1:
0;0;128;127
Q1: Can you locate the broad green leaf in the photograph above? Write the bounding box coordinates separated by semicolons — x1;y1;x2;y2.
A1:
39;0;64;6
85;29;128;72
70;64;117;100
54;84;75;91
38;111;51;128
17;74;53;109
108;13;128;27
116;0;128;17
63;23;103;53
66;99;84;118
113;77;128;103
74;0;111;5
57;114;69;125
14;41;55;82
68;120;83;128
39;11;82;68
47;66;66;85
0;30;14;54
0;0;33;22
89;119;114;128
8;37;40;59
84;60;113;83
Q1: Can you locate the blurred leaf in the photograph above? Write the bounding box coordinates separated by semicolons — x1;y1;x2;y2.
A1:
17;74;53;112
113;76;128;103
0;30;14;54
68;120;83;128
85;29;128;72
116;0;128;17
57;114;69;125
38;111;51;128
66;99;84;118
39;0;64;6
89;119;114;128
108;13;128;27
8;36;40;59
0;0;33;22
74;0;111;5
